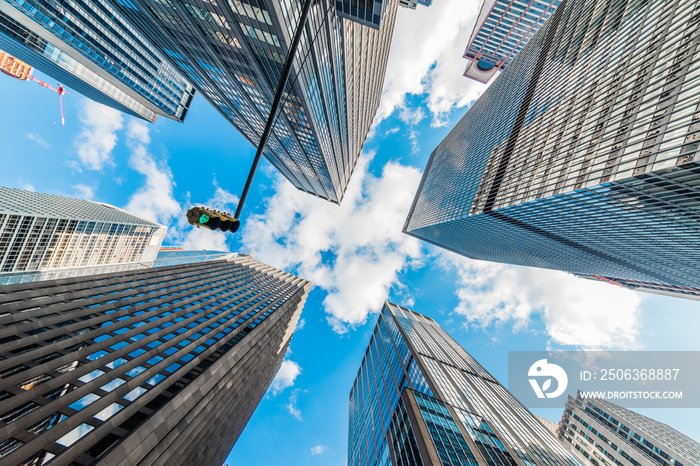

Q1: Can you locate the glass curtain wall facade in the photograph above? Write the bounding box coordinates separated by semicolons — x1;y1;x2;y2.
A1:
0;254;311;465
0;0;195;123
106;0;404;203
348;302;582;466
405;0;700;291
0;187;167;286
462;0;560;83
559;394;700;466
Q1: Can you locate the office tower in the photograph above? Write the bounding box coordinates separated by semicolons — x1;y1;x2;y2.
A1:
558;394;700;466
575;274;700;301
0;49;31;79
108;0;417;203
462;0;560;83
405;0;700;290
0;0;194;123
0;254;311;465
0;187;167;286
348;302;581;466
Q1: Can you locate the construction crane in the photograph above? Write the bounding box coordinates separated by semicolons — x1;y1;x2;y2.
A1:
0;51;69;125
27;75;68;126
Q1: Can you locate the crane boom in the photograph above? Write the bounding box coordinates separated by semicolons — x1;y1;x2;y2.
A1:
27;75;68;126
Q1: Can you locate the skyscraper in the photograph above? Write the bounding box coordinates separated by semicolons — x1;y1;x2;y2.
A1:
462;0;560;83
0;0;195;123
0;187;166;286
558;393;700;466
0;253;311;465
106;0;421;203
405;0;700;290
348;302;582;466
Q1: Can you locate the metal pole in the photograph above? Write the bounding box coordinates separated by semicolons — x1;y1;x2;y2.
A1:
234;0;314;221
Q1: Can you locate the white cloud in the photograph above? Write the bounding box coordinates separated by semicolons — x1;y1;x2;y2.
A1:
26;133;50;149
124;120;180;225
19;182;35;192
240;154;422;332
287;389;304;420
73;184;96;200
438;250;643;350
74;99;124;170
310;445;329;455
376;0;486;127
270;359;301;395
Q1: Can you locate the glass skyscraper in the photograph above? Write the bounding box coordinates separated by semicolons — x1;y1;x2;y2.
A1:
0;187;167;286
106;0;421;203
559;393;700;466
348;302;582;466
0;253;311;465
462;0;560;83
0;0;195;122
405;0;700;291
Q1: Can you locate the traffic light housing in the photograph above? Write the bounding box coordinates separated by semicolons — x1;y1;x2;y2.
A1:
186;207;240;233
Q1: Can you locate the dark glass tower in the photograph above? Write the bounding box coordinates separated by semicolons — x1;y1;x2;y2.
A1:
559;393;700;466
0;0;195;122
0;254;311;465
348;302;581;466
405;0;700;291
106;0;413;203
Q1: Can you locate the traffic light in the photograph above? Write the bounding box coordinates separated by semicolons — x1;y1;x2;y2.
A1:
186;207;240;233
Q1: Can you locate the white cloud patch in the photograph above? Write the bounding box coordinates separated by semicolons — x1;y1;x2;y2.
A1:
241;154;422;332
270;359;301;395
438;250;643;350
124;121;180;225
377;0;485;127
310;445;329;455
75;99;124;170
26;133;50;149
287;389;304;420
19;182;35;192
73;184;96;200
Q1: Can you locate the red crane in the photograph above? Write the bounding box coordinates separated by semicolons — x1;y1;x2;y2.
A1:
27;75;68;126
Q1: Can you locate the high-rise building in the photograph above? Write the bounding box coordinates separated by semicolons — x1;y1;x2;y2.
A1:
107;0;421;203
405;0;700;290
575;274;700;301
0;187;167;286
558;393;700;466
348;302;582;466
0;0;195;123
462;0;560;83
0;253;311;465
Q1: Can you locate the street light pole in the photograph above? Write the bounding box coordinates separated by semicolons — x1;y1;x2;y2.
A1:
231;0;315;230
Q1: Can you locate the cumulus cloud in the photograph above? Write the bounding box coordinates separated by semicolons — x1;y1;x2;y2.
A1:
26;133;50;149
74;99;124;170
310;445;329;455
124;121;180;225
438;250;643;350
73;184;96;200
376;0;485;126
240;154;422;332
270;359;301;395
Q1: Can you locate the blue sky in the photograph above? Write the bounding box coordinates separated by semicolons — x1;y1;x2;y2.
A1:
1;0;699;464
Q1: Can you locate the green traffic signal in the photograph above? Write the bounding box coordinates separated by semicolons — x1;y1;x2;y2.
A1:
199;214;210;223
